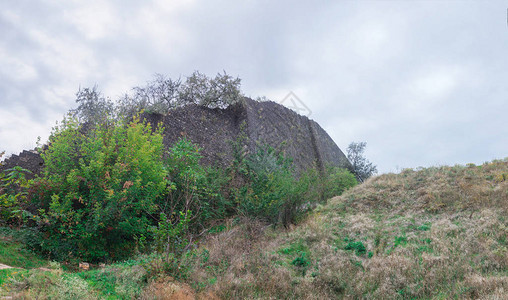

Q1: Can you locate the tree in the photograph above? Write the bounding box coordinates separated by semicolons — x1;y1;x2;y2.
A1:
118;74;182;117
113;71;243;119
347;142;377;182
70;86;115;126
178;71;243;109
30;116;168;261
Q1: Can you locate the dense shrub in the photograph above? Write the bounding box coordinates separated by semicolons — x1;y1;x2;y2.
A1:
235;146;310;226
0;165;31;225
322;166;358;199
162;138;233;230
28;116;167;261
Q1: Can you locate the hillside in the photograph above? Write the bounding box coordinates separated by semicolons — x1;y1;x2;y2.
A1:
2;159;507;299
184;159;508;299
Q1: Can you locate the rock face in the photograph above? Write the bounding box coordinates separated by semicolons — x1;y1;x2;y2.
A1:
1;98;351;176
143;98;352;173
0;150;44;179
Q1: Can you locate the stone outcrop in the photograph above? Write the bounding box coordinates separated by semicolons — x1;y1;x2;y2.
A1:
1;98;352;176
0;150;44;179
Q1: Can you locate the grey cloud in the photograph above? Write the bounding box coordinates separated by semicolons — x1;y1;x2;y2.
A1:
0;0;506;172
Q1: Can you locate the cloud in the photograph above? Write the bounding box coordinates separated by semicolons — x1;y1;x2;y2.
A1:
0;0;506;173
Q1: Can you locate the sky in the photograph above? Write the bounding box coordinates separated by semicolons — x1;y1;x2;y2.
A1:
1;0;507;173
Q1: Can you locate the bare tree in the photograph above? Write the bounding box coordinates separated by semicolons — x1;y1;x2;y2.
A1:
118;74;182;117
179;70;243;109
70;86;115;125
347;142;377;182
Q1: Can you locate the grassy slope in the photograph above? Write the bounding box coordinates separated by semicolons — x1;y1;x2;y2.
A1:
0;238;46;269
1;159;507;299
188;159;508;299
0;230;46;294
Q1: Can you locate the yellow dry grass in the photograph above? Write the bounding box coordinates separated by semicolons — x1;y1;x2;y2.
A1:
183;159;508;299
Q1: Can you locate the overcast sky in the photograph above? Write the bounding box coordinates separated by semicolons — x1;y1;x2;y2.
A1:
1;0;507;173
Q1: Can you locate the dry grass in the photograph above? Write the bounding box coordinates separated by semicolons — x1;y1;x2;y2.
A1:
5;159;505;298
181;159;508;299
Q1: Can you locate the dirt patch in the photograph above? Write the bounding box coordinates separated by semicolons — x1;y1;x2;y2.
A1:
0;264;13;270
141;279;196;300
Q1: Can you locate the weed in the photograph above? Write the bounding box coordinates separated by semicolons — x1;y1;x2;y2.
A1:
344;239;367;256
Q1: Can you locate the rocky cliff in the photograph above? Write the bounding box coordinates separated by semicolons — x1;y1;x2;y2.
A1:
1;98;351;176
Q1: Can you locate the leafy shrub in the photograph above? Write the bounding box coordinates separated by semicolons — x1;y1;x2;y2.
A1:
236;145;311;226
0;166;31;225
163;138;232;229
152;211;191;257
179;71;243;109
28;116;167;261
322;166;357;199
291;251;311;268
232;145;356;226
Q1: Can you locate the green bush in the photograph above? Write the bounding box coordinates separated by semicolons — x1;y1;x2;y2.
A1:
236;145;311;226
232;146;356;226
0;166;31;225
322;166;357;199
163;138;232;229
28;116;167;261
152;210;191;257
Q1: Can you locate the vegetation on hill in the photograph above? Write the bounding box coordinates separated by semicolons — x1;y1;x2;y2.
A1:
72;71;244;125
0;73;386;298
346;141;377;182
182;159;507;299
2;158;506;298
0;83;357;262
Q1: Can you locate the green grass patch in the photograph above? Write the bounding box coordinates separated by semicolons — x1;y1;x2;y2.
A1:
278;240;308;256
77;262;147;299
344;240;367;256
0;239;46;269
0;268;28;286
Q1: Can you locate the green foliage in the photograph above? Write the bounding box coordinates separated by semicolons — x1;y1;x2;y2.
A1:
233;145;356;226
0;166;31;225
164;138;205;216
0;268;28;286
291;251;310;268
236;145;308;226
322;166;358;199
152;211;191;257
78;261;147;298
0;228;47;269
29;116;167;261
344;239;367;256
164;138;231;228
279;241;312;276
